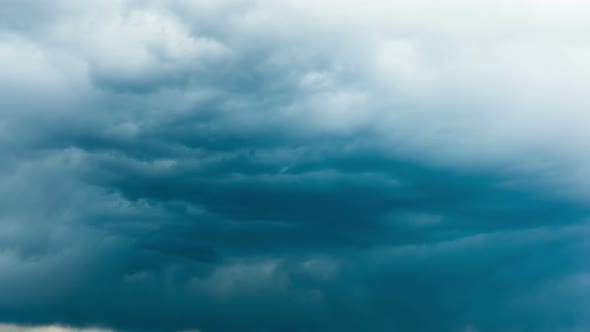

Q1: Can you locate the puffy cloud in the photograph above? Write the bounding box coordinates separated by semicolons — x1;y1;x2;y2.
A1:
2;1;590;332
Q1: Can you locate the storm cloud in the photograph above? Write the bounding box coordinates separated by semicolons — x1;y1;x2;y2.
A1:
2;1;590;332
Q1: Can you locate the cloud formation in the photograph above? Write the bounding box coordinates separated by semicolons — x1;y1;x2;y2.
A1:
2;1;590;332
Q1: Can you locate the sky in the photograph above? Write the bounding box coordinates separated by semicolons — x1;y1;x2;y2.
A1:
2;1;590;331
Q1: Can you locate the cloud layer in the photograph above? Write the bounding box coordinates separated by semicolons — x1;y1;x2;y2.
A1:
2;1;590;331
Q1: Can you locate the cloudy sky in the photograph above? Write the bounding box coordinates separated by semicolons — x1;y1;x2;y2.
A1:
2;1;590;331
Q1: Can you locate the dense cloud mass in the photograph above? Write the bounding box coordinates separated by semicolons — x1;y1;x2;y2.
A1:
3;1;590;331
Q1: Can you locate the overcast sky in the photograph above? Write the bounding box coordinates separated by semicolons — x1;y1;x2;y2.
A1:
3;1;590;332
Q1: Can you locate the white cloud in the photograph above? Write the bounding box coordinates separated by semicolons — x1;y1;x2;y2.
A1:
4;0;590;201
48;1;228;89
0;35;89;114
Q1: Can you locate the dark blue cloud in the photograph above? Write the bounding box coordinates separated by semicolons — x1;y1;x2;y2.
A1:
2;2;590;332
